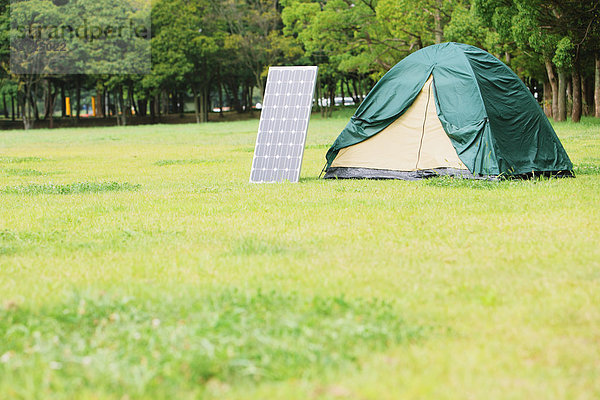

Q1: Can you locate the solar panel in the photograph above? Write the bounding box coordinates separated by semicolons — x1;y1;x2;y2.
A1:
250;66;318;183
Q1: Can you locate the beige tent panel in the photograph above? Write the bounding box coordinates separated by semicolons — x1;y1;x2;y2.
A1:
331;76;467;171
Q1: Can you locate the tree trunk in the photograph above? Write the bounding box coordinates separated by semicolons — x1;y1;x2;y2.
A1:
352;79;360;105
197;87;209;123
225;82;240;113
43;79;51;120
215;69;223;118
218;81;224;118
545;59;558;119
137;99;147;117
29;91;39;121
581;76;589;116
317;78;324;117
585;76;594;116
48;80;54;129
328;87;334;118
94;91;101;117
566;79;572;116
361;78;369;101
123;86;129;125
149;97;155;122
61;85;66;118
248;85;253;116
161;91;167;115
130;91;138;116
543;82;552;117
104;88;109;117
18;92;22;122
346;79;356;105
111;91;116;117
257;72;266;100
2;93;8;119
116;87;127;126
201;90;207;122
49;100;54;129
572;61;582;123
125;85;132;121
192;88;200;124
203;86;209;122
113;90;119;125
76;80;81;120
434;1;443;44
154;93;160;118
595;52;600;118
557;71;567;122
11;95;15;121
21;84;34;130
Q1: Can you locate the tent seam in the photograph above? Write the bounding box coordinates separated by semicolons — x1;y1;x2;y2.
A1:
415;78;431;169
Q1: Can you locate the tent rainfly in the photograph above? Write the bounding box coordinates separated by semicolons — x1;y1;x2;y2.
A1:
324;42;573;180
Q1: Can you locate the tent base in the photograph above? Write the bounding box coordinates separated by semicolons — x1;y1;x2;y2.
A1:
323;167;575;181
323;167;475;181
502;170;575;179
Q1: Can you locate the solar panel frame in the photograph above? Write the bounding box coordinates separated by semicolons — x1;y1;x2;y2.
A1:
250;66;318;183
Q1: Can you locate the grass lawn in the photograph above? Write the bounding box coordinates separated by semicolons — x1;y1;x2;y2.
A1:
0;112;599;399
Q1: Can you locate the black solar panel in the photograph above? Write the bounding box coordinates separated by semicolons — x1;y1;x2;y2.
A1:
250;66;318;183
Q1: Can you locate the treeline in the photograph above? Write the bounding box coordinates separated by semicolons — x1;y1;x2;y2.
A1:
0;0;599;129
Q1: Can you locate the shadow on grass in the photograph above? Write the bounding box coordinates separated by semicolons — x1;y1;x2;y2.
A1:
299;176;324;183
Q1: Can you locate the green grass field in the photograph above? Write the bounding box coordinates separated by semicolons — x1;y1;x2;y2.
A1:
1;112;599;399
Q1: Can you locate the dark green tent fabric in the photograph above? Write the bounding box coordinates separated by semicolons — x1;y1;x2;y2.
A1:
325;42;573;176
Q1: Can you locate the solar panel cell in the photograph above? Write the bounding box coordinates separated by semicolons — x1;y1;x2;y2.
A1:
250;66;318;183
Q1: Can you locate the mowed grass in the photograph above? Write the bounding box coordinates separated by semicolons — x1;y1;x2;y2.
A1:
0;112;599;399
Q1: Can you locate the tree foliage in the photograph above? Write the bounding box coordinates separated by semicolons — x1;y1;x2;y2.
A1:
0;0;598;127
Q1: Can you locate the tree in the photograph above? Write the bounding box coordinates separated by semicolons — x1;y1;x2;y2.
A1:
378;0;466;48
152;0;221;122
537;1;599;122
282;0;399;117
511;0;600;122
218;0;284;97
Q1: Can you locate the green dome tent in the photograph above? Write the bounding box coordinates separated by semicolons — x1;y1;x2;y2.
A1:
324;42;573;180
